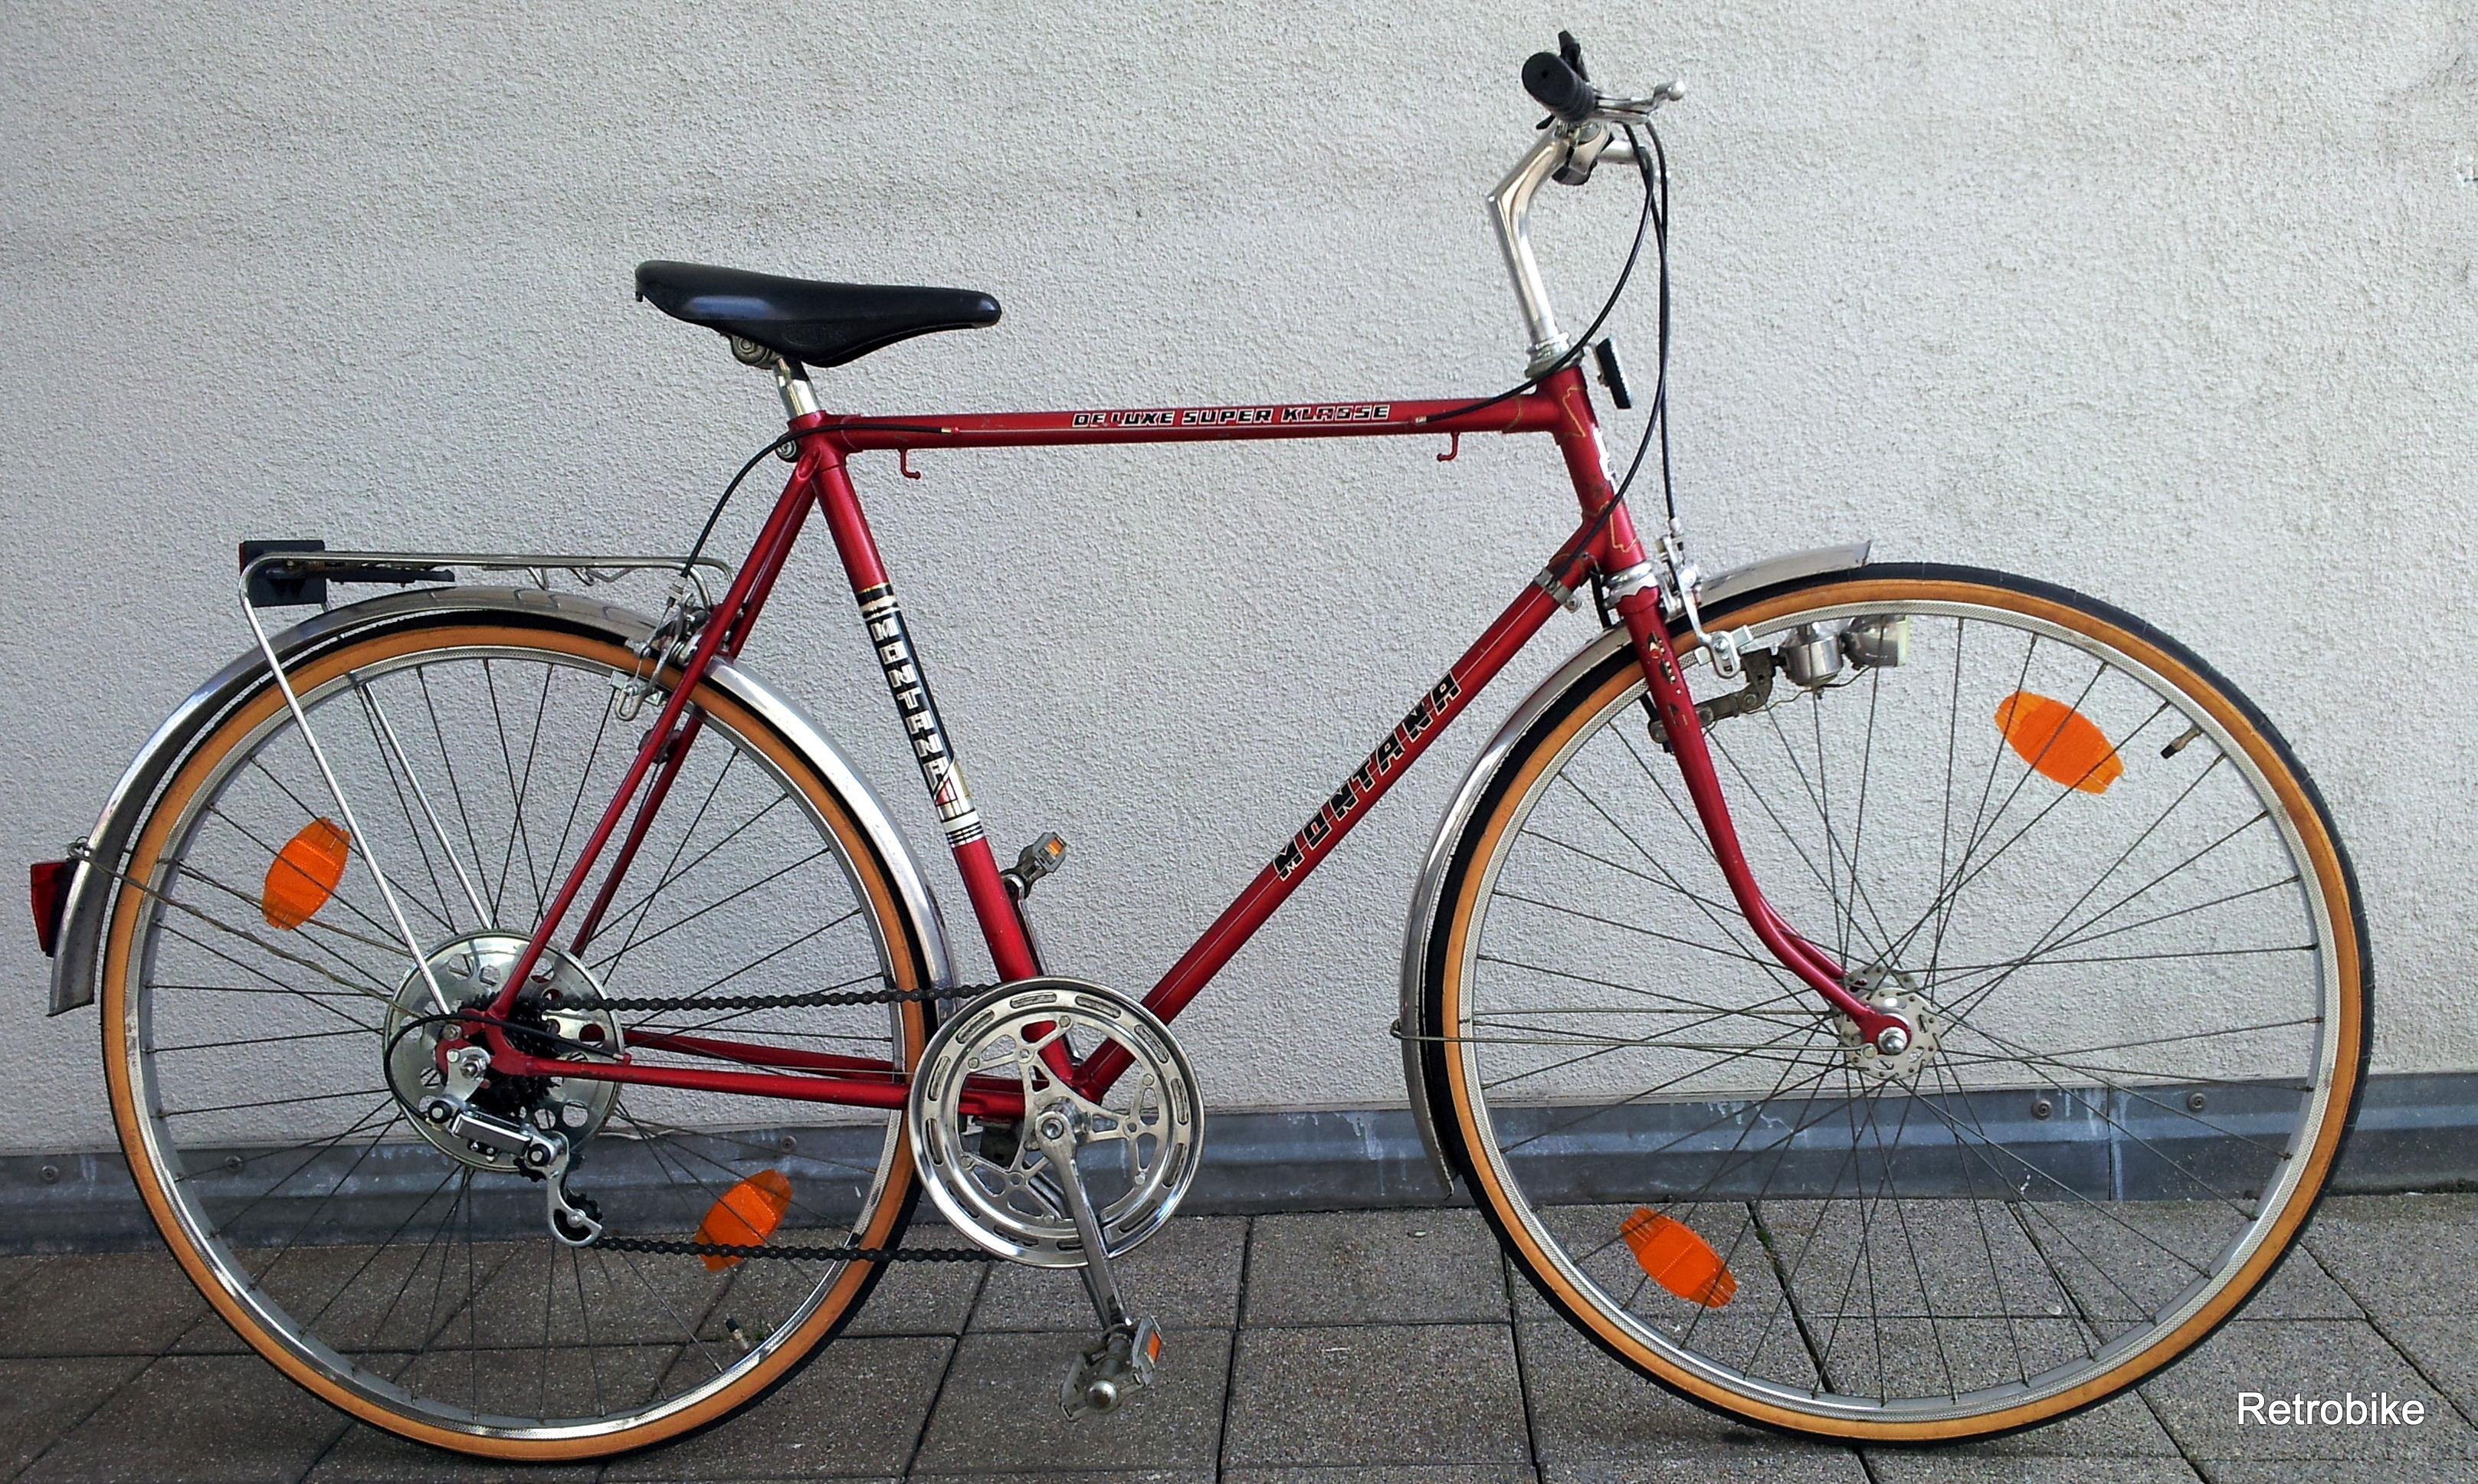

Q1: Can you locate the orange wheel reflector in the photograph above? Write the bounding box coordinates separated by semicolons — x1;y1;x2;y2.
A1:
261;819;351;930
694;1169;794;1271
1621;1207;1737;1307
1143;1328;1163;1362
1995;691;2124;795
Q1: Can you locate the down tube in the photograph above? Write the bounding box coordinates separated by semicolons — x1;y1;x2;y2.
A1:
1077;575;1569;1099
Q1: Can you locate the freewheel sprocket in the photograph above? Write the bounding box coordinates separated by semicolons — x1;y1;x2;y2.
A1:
907;978;1202;1267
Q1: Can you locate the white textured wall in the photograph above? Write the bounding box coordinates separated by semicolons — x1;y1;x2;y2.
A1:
4;2;2471;1153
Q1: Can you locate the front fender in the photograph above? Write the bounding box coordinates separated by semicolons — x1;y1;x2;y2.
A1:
1395;542;1870;1192
49;585;952;1014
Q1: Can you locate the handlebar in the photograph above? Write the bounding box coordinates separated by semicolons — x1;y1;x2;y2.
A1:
1520;35;1684;129
1523;51;1598;124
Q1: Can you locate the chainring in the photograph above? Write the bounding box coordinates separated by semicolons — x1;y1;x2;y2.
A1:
906;978;1203;1267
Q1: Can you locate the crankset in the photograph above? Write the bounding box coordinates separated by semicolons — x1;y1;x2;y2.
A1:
907;978;1202;1415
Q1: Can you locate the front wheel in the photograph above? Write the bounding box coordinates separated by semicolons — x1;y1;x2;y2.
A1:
1418;564;2368;1442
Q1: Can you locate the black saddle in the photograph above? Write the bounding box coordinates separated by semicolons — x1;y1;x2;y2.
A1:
634;260;1001;369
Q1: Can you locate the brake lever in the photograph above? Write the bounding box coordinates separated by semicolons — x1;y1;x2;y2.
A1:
1595;80;1686;125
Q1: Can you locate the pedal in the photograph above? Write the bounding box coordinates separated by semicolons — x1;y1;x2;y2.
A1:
1001;832;1068;899
1064;1316;1162;1417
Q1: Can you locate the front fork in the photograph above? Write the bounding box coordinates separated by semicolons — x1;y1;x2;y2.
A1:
1609;578;1910;1050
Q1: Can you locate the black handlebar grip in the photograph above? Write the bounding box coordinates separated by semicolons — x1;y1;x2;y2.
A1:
1523;51;1597;123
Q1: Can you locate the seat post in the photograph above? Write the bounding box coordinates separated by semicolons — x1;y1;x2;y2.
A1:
774;357;821;421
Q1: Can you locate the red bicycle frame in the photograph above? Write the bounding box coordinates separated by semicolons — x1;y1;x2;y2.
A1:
471;363;1896;1109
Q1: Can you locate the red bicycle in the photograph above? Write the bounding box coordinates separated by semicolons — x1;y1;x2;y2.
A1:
41;37;2367;1458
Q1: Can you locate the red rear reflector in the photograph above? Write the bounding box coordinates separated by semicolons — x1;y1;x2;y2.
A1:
1621;1207;1737;1307
1995;691;2124;795
30;860;71;958
695;1169;795;1271
262;819;350;930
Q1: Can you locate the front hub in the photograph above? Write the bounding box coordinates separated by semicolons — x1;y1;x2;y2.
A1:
383;932;624;1171
1834;965;1939;1081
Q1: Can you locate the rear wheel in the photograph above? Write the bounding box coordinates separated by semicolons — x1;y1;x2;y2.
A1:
1421;565;2368;1441
98;611;938;1459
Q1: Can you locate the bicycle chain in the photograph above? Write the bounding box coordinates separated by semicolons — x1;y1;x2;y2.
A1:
593;1236;990;1263
563;978;1002;1263
560;981;990;1015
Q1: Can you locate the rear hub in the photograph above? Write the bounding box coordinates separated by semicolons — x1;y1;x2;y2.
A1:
382;932;624;1171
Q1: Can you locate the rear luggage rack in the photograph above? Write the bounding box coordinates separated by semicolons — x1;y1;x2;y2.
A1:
241;540;726;608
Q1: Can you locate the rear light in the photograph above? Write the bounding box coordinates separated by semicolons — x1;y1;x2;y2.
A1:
30;860;71;958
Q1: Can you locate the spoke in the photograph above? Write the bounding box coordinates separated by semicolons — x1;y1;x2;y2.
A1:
1473;953;1818;1030
418;665;500;923
160;1086;394;1119
1897;690;2175;974
515;662;557;919
1758;694;1897;964
677;909;864;1001
1926;760;2240;1022
155;916;392;1009
1519;828;1756;930
544;678;618;913
1484;894;1777;967
146;978;382;1036
593;759;779;979
1932;801;2276;1027
1922;627;2050;978
1580;741;1808;999
297;1157;467;1344
174;1100;398;1204
1490;1018;1834;1158
152;1026;370;1054
1897;1085;2217;1274
1939;1018;2300;1164
2040;874;2300;958
587;847;831;971
2000;1017;2322;1064
1919;1055;2034;1387
1846;670;1886;965
350;674;491;931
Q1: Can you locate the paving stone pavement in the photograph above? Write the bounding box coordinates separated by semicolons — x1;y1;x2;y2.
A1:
1;1197;2470;1482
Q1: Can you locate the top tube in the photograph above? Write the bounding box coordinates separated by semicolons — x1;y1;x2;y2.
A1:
806;389;1575;453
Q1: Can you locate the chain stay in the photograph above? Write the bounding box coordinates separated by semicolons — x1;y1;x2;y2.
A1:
565;978;998;1262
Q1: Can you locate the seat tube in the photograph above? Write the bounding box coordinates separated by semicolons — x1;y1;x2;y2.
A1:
802;431;1040;982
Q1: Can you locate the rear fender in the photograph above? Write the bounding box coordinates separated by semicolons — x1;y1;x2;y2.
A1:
48;585;952;1013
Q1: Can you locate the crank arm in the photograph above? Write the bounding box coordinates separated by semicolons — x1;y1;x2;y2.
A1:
1030;1106;1129;1331
1028;1102;1162;1416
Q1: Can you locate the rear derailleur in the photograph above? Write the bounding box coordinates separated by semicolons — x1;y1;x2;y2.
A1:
414;1040;605;1245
